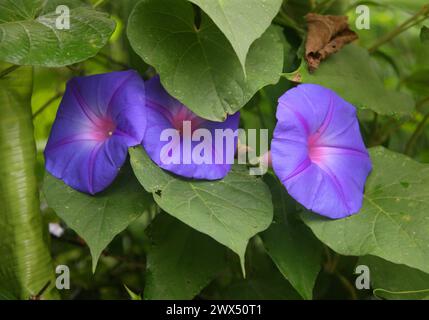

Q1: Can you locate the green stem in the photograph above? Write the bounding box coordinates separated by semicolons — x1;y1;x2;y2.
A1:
370;113;379;138
335;271;358;300
371;97;429;147
369;5;429;53
416;96;429;112
97;52;130;69
32;92;63;119
406;15;429;30
274;11;305;36
404;97;429;155
368;118;401;147
93;0;105;9
0;65;20;79
314;0;336;14
0;66;58;299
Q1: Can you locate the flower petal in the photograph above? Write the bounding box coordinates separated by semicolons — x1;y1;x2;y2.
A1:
272;84;372;219
45;71;146;194
142;76;240;180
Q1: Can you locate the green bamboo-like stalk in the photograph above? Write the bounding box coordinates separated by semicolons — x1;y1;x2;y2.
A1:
0;64;57;300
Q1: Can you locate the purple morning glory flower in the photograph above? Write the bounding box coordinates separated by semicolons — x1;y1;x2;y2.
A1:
45;70;147;194
271;84;372;219
142;76;240;180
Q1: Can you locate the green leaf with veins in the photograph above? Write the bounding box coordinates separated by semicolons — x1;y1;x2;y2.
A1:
129;146;273;273
359;255;429;300
261;174;322;300
303;147;429;275
43;166;153;272
127;0;283;121
144;213;227;300
188;0;282;71
0;0;115;67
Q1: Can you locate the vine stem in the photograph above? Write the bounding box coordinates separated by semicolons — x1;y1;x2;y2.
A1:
96;52;130;69
369;5;429;53
370;113;379;139
32;92;63;119
273;11;305;36
404;97;429;155
93;0;105;9
416;96;429;112
0;65;20;79
0;66;58;299
370;97;429;147
314;0;336;14
335;271;358;300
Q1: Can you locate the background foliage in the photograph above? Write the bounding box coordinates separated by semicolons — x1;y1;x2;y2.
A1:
1;0;429;300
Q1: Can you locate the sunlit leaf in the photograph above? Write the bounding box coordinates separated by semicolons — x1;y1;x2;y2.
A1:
188;0;282;70
0;0;115;66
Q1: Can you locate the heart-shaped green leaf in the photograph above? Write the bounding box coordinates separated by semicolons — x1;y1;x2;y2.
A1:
127;0;283;121
144;213;227;300
43;166;153;271
129;146;273;272
188;0;282;71
261;174;322;300
303;147;429;274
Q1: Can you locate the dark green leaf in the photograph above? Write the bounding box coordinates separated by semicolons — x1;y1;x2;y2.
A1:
261;174;322;300
421;26;429;43
359;255;429;300
127;0;283;121
263;223;322;300
129;146;273;272
219;237;301;300
43;166;153;271
144;213;227;300
220;277;300;300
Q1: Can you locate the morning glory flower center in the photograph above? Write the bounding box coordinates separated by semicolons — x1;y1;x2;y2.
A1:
93;117;116;141
307;99;334;165
308;134;324;165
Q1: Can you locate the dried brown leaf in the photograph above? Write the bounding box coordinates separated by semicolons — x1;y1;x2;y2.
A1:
305;13;358;72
